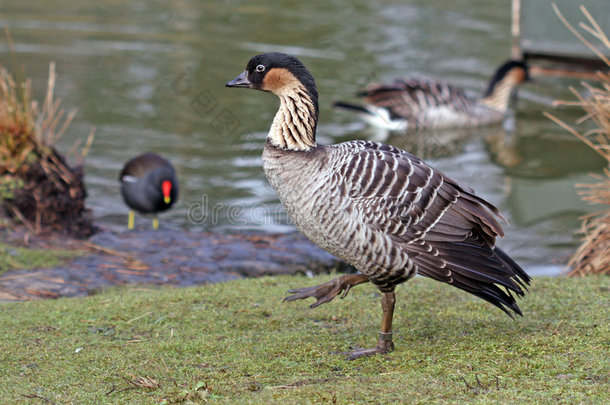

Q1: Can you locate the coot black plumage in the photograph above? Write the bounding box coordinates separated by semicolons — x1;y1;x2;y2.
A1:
119;152;178;229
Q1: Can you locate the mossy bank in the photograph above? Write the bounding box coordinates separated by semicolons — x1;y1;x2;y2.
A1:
0;275;607;404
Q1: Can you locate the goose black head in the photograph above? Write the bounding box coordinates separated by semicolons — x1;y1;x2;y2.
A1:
484;60;530;97
226;53;318;102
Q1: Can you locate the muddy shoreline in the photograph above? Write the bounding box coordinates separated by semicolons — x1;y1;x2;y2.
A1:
0;227;354;302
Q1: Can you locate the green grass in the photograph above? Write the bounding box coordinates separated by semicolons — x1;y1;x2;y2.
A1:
0;242;80;276
0;275;608;404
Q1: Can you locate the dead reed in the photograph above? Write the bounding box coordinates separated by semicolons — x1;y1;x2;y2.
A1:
0;61;95;237
545;5;610;276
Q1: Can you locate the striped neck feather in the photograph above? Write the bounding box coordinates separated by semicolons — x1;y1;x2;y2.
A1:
268;85;318;151
479;74;519;112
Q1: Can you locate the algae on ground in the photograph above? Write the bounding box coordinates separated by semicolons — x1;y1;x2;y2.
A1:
0;242;79;276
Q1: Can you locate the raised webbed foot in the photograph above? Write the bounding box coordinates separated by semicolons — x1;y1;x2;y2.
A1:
284;274;369;308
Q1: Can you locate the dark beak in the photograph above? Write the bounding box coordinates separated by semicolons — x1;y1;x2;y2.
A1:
226;70;252;88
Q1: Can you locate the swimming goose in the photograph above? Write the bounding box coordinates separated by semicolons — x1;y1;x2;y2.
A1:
334;60;529;130
226;53;530;359
119;152;179;230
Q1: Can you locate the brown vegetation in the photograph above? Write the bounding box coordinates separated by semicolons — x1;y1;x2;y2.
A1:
0;62;95;237
545;6;610;276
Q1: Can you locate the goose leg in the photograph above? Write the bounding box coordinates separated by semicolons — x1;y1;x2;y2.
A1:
284;273;369;308
128;210;135;230
344;291;396;360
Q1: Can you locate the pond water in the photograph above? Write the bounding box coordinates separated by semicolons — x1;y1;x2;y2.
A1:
1;0;606;276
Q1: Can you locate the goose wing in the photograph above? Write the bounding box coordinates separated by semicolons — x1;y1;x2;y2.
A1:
335;140;501;243
332;140;530;315
361;78;477;122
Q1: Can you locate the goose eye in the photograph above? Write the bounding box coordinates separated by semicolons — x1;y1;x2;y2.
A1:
255;64;265;73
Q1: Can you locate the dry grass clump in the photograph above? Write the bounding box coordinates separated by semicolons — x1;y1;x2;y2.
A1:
545;5;610;276
0;62;95;237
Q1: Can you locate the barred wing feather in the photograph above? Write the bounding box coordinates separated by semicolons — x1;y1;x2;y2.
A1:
332;140;530;315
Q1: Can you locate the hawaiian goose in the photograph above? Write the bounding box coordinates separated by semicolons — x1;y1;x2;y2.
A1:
334;60;529;131
226;53;530;359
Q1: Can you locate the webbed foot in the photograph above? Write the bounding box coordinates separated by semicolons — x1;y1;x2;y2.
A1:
284;274;369;308
342;332;394;360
